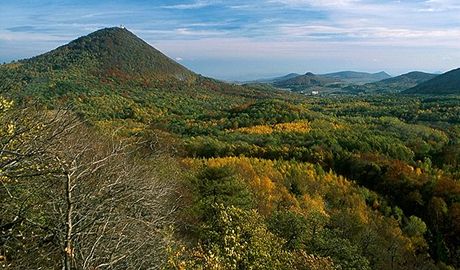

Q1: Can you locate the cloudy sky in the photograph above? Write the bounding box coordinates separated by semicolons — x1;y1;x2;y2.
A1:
1;0;460;80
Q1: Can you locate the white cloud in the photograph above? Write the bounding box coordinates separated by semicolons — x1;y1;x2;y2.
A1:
264;0;460;50
161;0;214;9
0;31;68;42
277;23;460;45
423;0;460;11
269;0;358;7
80;11;136;18
175;28;225;36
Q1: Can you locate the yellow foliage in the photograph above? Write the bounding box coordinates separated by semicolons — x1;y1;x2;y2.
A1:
300;194;327;216
0;97;15;138
237;124;273;134
182;157;370;221
3;62;22;69
0;96;13;112
332;122;346;129
235;121;310;135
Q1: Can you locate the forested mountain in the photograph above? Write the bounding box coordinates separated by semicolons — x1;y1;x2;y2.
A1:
1;28;459;269
321;71;391;84
380;71;437;86
0;27;196;105
346;71;438;93
404;68;460;94
273;72;341;91
27;27;193;80
0;27;279;121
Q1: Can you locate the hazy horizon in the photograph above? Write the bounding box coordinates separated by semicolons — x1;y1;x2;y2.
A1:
1;0;459;81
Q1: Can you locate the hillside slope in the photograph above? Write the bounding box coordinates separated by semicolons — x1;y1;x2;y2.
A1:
404;68;460;94
29;27;193;80
346;71;437;93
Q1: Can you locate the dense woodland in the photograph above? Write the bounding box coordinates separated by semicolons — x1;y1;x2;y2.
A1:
1;28;459;269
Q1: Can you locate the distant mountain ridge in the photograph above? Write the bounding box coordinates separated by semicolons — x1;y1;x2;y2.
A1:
380;71;436;84
321;71;391;84
246;70;392;93
344;71;437;93
273;72;341;91
249;73;301;84
404;68;460;94
250;71;391;85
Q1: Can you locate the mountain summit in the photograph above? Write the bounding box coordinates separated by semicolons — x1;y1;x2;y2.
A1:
23;27;195;81
273;72;340;91
0;27;263;117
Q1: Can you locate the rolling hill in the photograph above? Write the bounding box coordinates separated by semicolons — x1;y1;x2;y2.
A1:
404;68;460;94
273;72;342;92
321;71;391;84
345;71;437;93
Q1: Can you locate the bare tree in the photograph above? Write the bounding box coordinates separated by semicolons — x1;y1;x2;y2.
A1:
1;106;181;269
51;125;181;270
1;106;78;268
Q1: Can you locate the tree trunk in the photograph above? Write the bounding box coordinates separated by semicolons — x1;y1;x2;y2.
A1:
64;173;73;270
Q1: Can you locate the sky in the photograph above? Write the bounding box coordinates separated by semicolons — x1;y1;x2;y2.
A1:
1;0;460;80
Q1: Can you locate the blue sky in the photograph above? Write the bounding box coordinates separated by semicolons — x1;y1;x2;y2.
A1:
1;0;460;80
